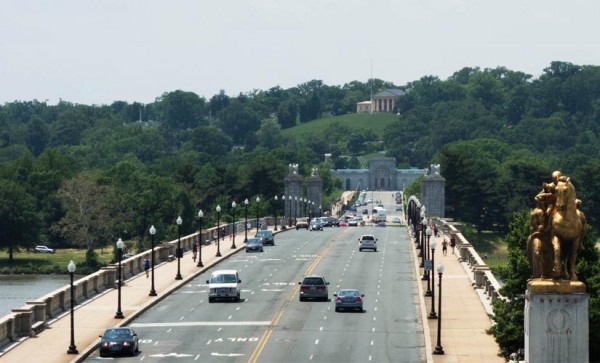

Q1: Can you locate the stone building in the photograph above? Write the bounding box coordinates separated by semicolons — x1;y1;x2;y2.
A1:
356;89;406;113
331;157;424;191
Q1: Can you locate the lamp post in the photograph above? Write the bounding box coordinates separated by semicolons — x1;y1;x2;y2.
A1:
255;196;260;233
319;205;322;218
433;263;445;355
216;205;222;257
288;195;292;227
421;216;428;275
274;196;279;231
231;201;237;249
175;216;183;280
294;196;298;225
197;210;204;267
244;199;249;242
149;225;157;296
115;238;125;319
425;225;433;293
303;198;307;217
428;239;438;319
67;260;78;354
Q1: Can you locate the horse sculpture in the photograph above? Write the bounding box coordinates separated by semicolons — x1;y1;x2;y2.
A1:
550;177;584;280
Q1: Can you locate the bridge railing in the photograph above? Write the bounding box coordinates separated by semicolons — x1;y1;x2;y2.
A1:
435;219;506;316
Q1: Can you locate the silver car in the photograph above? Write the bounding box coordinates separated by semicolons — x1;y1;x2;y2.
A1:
334;289;365;312
298;276;329;301
359;234;377;252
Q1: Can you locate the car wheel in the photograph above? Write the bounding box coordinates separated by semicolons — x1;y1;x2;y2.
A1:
359;248;362;252
374;249;377;252
299;296;305;301
235;295;240;302
335;307;340;312
209;297;214;303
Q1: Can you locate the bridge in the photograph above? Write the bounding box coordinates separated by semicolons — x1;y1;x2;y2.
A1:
0;192;503;362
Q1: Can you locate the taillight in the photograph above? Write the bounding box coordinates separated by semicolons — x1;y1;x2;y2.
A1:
317;286;326;290
336;297;342;302
356;296;362;302
301;286;309;291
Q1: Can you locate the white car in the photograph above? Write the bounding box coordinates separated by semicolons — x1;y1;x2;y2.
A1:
392;217;401;223
359;235;377;252
34;245;55;253
206;270;241;303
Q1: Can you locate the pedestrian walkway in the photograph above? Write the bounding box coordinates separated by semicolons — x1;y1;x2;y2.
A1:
411;230;504;363
0;228;258;363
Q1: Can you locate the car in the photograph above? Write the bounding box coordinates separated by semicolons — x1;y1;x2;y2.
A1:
375;221;386;227
296;218;309;230
395;205;402;211
245;237;264;252
359;234;377;252
298;275;329;301
34;245;55;253
362;208;369;214
334;289;365;312
98;327;139;357
348;218;359;227
309;219;323;231
206;270;241;302
255;230;274;246
392;217;401;223
122;253;135;259
329;217;340;227
339;220;348;227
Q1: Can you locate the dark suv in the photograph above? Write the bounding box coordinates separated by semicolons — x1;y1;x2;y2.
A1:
298;275;329;301
255;230;274;246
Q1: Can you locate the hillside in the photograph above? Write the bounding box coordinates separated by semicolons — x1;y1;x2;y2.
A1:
281;113;398;139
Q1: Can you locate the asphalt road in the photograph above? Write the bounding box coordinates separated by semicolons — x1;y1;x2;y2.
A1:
86;194;422;362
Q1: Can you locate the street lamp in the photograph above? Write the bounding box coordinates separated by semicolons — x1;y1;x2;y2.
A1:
428;239;438;319
288;195;292;227
244;199;249;242
216;205;222;257
425;225;433;294
67;260;78;354
175;216;183;280
421;216;428;274
231;201;237;249
319;205;322;218
433;263;445;355
197;210;204;267
274;196;279;231
255;196;261;233
149;225;157;296
294;196;298;225
114;238;125;319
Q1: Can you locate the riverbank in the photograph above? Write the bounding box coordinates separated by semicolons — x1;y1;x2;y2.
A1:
0;248;114;275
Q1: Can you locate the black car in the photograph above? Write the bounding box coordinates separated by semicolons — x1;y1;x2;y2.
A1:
99;327;139;357
246;237;264;252
255;230;274;246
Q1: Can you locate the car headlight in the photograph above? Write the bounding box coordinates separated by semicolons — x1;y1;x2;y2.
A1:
123;341;131;347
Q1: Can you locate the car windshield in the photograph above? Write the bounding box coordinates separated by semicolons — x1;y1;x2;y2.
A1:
248;239;261;246
339;290;359;297
104;329;131;339
303;277;325;285
362;236;374;240
256;231;271;237
211;274;237;283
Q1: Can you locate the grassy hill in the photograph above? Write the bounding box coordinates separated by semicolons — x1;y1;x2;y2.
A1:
281;113;398;139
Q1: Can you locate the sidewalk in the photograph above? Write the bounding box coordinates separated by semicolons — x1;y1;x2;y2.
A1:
411;230;504;363
1;229;259;363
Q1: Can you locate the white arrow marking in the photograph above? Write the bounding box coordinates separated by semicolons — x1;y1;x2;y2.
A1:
150;353;194;358
211;352;245;357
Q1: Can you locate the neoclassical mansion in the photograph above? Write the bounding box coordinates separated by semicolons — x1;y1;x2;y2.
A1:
356;89;406;113
331;157;424;191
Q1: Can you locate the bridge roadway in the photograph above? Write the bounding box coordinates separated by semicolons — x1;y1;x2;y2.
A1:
1;192;502;363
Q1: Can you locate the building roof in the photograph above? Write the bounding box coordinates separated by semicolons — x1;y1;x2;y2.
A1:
373;89;405;98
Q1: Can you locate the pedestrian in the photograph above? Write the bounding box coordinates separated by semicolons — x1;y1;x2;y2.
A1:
433;225;438;237
450;236;456;254
144;257;150;278
442;238;448;256
192;240;198;262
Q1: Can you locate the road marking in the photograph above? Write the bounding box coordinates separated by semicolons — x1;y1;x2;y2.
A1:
217;327;222;332
150;353;194;358
315;339;319;345
131;321;271;327
319;326;323;331
228;315;232;320
195;354;200;360
262;289;284;292
236;307;241;311
211;353;244;357
179;316;184;321
207;339;212;345
310;354;314;360
371;340;374;346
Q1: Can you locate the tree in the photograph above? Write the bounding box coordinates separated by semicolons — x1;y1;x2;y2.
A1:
155;90;207;131
0;180;41;261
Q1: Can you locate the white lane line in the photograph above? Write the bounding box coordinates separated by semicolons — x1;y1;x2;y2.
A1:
217;327;222;332
374;307;378;312
195;354;200;360
320;326;323;331
315;339;319;345
207;339;212;345
373;316;376;321
372;327;375;332
236;307;241;311
371;340;374;346
369;355;372;361
228;315;232;320
154;341;159;346
189;307;195;312
179;316;184;321
131;321;271;327
310;354;314;360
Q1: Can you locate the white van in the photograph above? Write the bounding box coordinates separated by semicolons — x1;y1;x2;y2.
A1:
206;270;241;302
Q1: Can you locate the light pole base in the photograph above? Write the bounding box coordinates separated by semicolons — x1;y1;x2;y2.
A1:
197;261;204;267
433;346;444;355
231;244;237;249
216;252;222;257
67;346;78;355
424;290;432;296
115;311;124;319
428;312;437;319
149;290;157;296
175;274;182;280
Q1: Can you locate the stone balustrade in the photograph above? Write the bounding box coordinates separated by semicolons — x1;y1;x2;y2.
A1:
436;219;505;314
0;223;233;350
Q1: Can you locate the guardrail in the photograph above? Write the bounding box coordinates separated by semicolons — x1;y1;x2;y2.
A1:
0;218;272;350
435;219;505;314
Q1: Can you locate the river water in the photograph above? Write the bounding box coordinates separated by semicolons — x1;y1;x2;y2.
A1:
0;275;80;317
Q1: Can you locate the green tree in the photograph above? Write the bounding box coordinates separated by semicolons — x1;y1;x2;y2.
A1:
0;180;41;261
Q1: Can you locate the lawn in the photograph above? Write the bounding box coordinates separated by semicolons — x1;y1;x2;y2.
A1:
281;113;397;139
0;247;115;274
465;231;509;269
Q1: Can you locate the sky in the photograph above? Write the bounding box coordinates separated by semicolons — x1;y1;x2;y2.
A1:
1;0;599;106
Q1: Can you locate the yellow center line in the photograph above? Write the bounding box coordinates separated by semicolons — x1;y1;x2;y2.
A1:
248;229;348;363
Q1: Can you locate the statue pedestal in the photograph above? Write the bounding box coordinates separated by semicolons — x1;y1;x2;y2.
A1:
525;280;588;363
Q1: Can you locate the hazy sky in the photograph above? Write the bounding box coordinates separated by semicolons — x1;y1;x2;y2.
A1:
1;1;598;105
